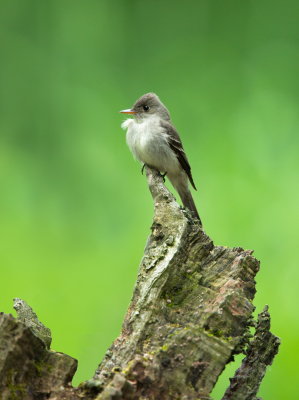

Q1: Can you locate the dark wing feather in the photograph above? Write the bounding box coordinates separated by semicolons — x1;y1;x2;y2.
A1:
160;120;197;190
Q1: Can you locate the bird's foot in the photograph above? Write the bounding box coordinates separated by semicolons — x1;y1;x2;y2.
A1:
160;172;167;182
141;165;167;182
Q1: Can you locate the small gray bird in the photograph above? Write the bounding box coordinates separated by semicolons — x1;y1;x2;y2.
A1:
120;93;200;222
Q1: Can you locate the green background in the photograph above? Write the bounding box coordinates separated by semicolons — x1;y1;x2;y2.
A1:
1;1;298;398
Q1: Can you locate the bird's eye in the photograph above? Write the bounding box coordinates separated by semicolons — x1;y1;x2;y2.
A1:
143;105;149;111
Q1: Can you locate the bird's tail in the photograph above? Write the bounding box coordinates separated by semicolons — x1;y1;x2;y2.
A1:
177;186;201;224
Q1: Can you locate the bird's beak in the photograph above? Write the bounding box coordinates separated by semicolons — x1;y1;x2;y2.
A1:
119;109;136;114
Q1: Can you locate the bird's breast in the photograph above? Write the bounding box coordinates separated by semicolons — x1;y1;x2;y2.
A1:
126;118;161;158
124;117;179;174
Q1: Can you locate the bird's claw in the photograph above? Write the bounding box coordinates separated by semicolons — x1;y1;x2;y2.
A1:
160;172;167;182
141;165;167;182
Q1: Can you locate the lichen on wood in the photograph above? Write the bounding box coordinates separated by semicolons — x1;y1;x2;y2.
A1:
0;166;280;400
90;167;279;399
0;306;78;400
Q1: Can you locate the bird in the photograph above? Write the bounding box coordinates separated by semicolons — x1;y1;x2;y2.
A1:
120;92;200;222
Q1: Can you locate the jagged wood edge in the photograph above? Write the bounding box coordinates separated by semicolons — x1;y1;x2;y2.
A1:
0;300;78;400
221;306;280;400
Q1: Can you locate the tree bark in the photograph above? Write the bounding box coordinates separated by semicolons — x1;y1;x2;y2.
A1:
0;167;280;400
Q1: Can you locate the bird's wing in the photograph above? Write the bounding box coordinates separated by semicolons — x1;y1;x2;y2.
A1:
160;120;197;190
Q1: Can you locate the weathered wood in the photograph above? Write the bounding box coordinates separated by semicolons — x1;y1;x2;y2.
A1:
0;166;280;400
89;167;279;399
0;301;78;400
222;306;280;400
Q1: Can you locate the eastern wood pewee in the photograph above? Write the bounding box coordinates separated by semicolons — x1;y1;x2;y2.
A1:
120;93;200;222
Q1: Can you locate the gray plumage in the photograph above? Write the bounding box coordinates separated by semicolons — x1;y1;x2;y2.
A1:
121;93;200;222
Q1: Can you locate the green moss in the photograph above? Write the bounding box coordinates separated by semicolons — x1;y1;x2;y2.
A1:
162;270;203;307
204;328;235;343
5;369;26;400
8;384;26;400
161;344;169;352
34;360;53;376
208;329;223;338
112;366;122;373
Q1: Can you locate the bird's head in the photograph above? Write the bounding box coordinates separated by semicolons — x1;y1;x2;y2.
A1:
120;93;170;121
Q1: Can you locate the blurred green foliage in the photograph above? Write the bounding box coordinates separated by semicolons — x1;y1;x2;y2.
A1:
1;0;298;398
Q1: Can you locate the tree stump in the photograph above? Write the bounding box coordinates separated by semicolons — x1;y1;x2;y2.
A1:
0;167;280;400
